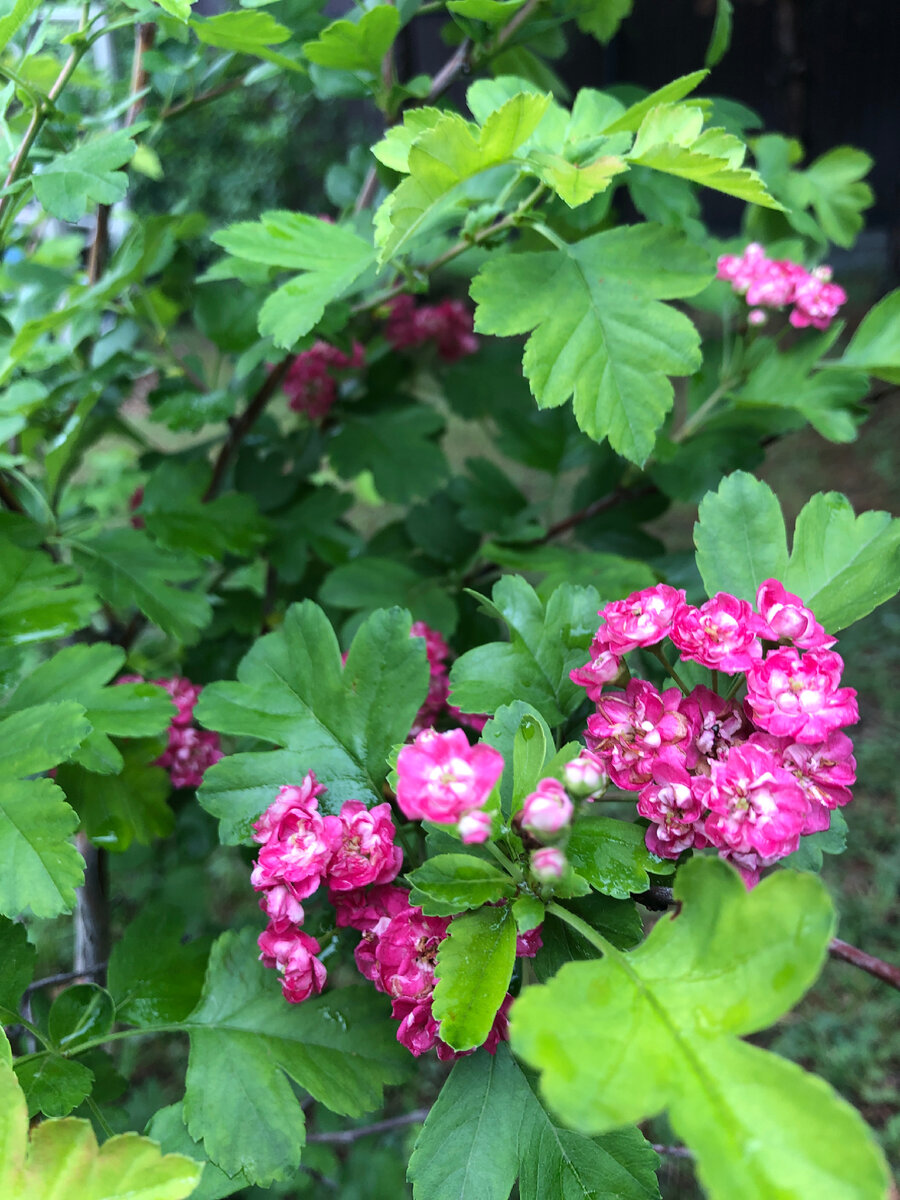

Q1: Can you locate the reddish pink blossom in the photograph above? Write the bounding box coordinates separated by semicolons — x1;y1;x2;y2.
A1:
375;906;449;1000
754;580;835;649
331;882;409;931
531;846;567;881
129;486;145;530
521;779;573;836
790;268;846;330
745;647;858;743
515;926;543;958
716;243;768;293
458;809;493;844
251;780;341;902
586;679;692;791
744;259;806;307
327;800;402;892
481;993;513;1054
747;308;768;327
569;650;623;702
562;749;609;798
283;341;365;420
753;731;857;834
258;883;305;926
392;997;440;1056
446;705;489;734
637;761;705;860
409;620;451;734
385;295;478;362
671;594;761;673
592;584;686;656
158;725;222;789
678;686;749;772
156;675;202;725
258;923;326;1004
697;742;808;865
396;728;504;823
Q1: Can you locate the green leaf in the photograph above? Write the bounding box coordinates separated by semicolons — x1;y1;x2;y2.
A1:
192;10;302;69
302;7;399;73
832;288;900;384
197;604;427;838
797;147;873;248
705;0;733;67
603;71;710;135
0;778;83;918
0;0;42;53
377;93;550;261
408;1044;661;1200
212;213;374;348
194;748;316;844
447;0;528;23
479;702;556;817
449;576;600;727
628;104;780;208
432;905;516;1051
14;1055;94;1119
55;740;174;852
108;906;209;1027
141;462;267;560
511;856;889;1200
70;529;211;645
783;809;847;872
573;0;634;43
48;984;115;1052
407;855;516;916
0;1058;201;1199
183;929;409;1184
534;896;643;982
320;557;455;633
6;644;172;775
527;150;628;208
783;492;900;632
0;540;95;648
694;471;789;601
0;917;35;1017
0;701;91;778
147;1102;253;1200
150;0;194;21
407;1045;524;1200
567;815;668;900
483;543;656;602
470;225;712;464
32;130;136;223
329;408;448;504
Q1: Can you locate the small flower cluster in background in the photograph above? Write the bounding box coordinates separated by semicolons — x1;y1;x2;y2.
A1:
118;674;222;790
385;295;479;362
410;620;487;735
282;341;366;420
572;581;858;886
716;242;846;330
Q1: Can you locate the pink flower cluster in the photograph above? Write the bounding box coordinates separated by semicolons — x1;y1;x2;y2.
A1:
716;243;847;330
396;728;504;843
282;341;365;420
332;883;511;1059
251;773;403;1004
385;295;479;362
409;620;487;736
572;581;858;885
118;673;222;789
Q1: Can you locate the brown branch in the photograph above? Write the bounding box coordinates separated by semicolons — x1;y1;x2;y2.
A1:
307;1109;429;1144
651;1143;693;1159
539;485;656;544
23;963;107;998
829;937;900;992
159;78;246;122
202;357;293;502
426;38;473;102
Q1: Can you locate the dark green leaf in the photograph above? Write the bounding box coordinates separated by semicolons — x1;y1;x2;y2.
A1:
694;471;789;601
0;540;95;648
56;740;173;852
14;1055;94;1119
329;409;448;504
108;906;209;1027
0;778;83;918
47;984;115;1052
705;0;733;66
0;917;35;1017
830;288;900;384
567;815;669;900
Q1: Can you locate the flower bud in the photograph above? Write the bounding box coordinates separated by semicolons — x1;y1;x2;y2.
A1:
458;809;492;844
521;779;573;835
531;846;567;882
562;751;608;799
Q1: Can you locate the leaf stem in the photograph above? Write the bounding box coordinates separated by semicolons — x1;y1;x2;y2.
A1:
487;839;523;880
670;379;734;443
546;901;618;957
648;645;690;696
86;1095;115;1139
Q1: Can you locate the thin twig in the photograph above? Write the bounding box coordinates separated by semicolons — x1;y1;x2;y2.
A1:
159;78;246;122
307;1108;429;1144
23;963;107;997
652;1143;693;1159
829;938;900;992
0;474;24;512
539;485;655;544
426;39;472;102
202;357;293;502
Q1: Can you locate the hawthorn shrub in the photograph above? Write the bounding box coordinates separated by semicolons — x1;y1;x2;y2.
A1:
0;1;898;1198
